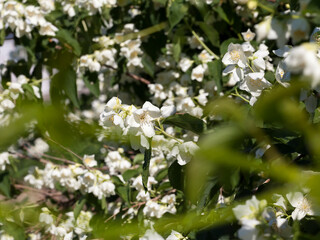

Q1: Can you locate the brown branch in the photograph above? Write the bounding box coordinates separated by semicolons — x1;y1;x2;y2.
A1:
104;64;151;85
13;184;62;197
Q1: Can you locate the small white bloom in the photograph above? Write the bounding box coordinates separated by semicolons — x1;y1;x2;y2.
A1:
222;43;247;68
173;141;199;165
198;50;214;64
240;72;272;98
289;17;310;45
286;192;319;220
191;65;205;82
178;57;193;72
166;230;186;240
131;102;161;138
83;154;97;167
241;29;256;42
39;21;58;36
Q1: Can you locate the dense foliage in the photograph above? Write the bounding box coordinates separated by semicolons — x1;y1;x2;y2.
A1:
1;0;320;239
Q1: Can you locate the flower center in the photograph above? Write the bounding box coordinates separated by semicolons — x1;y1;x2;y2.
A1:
299;198;311;212
248;77;263;88
230;50;241;62
293;30;306;40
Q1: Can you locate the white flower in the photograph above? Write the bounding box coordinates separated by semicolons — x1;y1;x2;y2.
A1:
198;50;214;64
39;208;54;225
83;154;97;167
233;196;267;223
223;65;244;86
237;219;260;240
222;43;247;68
166;230;186;240
32;86;41;98
0;152;10;171
241;29;256;42
240;72;272;98
178;57;193;72
140;229;164;240
251;48;269;71
1;99;15;109
104;150;131;175
195;89;209;106
191;64;205;82
131;101;161;138
289;17;310;45
173;141;199;165
28;138;49;157
39;21;58;36
286;192;319;220
255;16;290;47
284;43;320;87
160;105;176;118
188;35;204;49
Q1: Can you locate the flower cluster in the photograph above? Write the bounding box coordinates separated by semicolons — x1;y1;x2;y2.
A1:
0;0;57;38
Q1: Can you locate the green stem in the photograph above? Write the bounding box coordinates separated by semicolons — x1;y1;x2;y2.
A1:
155;126;182;144
115;22;167;43
258;2;274;14
231;89;250;103
191;30;220;60
247;61;255;73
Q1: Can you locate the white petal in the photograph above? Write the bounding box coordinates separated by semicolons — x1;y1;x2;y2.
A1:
292;208;306;220
141;122;155;138
286;192;304;208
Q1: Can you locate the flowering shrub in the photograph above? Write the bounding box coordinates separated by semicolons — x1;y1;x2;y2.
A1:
1;0;320;239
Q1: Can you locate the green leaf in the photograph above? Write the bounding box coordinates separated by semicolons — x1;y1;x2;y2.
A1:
173;38;181;62
156;168;168;182
197;177;218;209
197;22;220;47
168;0;188;30
73;198;86;220
163;113;206;134
0;174;11;197
111;175;123;185
290;0;300;11
168;161;184;190
83;72;100;97
207;60;222;92
56;29;81;56
117;186;130;204
142;147;152;191
214;6;231;24
0;28;5;46
123;169;140;182
133;154;144;164
142;55;155;77
51;67;80;108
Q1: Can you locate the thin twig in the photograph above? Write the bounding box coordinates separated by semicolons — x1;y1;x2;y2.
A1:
104;65;150;85
45;137;83;161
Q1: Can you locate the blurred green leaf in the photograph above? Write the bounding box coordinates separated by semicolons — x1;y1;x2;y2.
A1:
142;147;152;191
83;72;100;97
56;29;81;56
0;174;11;198
207;60;222;92
163;113;206;134
197;22;220;47
51;67;80;108
74;198;86;220
0;29;5;46
168;0;188;29
168;161;184;190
